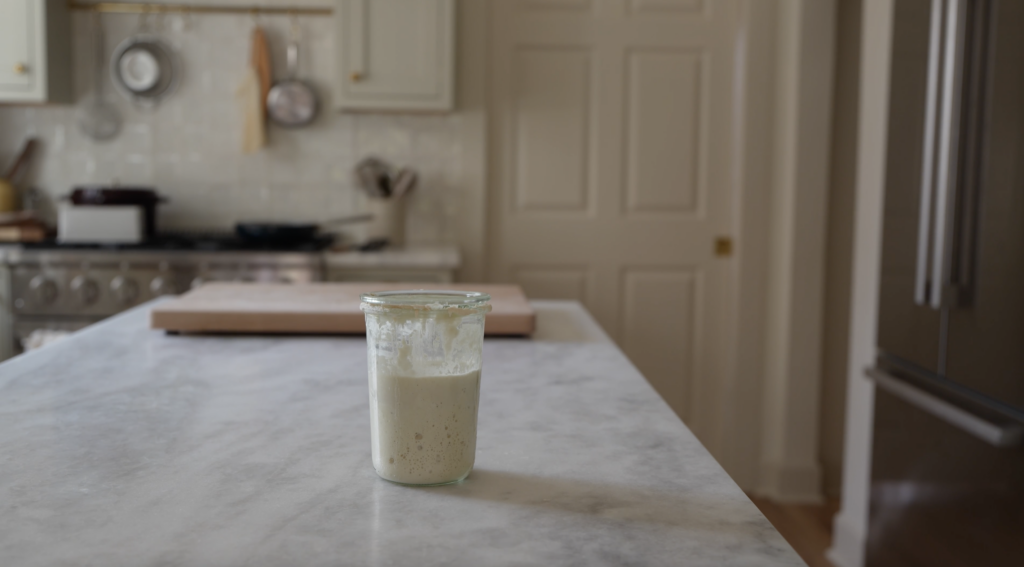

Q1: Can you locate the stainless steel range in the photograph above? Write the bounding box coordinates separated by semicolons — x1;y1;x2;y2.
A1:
5;235;326;354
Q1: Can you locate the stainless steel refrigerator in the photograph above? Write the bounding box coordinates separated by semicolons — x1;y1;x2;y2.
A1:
868;0;1024;565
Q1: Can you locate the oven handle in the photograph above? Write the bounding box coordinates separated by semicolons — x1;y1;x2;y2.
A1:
866;367;1024;447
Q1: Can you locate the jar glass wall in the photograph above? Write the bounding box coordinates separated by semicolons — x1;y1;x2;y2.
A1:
360;290;491;485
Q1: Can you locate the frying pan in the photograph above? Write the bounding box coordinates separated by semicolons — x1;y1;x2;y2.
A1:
267;33;317;127
236;214;372;246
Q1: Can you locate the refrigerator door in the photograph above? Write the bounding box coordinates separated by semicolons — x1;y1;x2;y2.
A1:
869;2;1024;565
944;0;1024;413
877;0;943;375
867;388;1024;567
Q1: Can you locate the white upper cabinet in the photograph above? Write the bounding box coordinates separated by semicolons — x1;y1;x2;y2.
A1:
334;0;455;112
0;0;71;104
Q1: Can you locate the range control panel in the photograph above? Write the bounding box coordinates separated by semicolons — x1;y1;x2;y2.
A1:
10;252;324;317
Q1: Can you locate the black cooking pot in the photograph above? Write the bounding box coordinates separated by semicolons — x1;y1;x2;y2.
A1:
69;186;166;239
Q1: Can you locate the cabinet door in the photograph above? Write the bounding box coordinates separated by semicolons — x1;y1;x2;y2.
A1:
0;0;34;91
335;0;455;111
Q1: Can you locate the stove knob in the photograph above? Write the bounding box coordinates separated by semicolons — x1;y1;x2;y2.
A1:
70;275;100;306
29;276;58;306
150;276;175;296
110;276;140;305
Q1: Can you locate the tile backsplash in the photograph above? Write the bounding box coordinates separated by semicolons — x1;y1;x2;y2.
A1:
0;6;464;245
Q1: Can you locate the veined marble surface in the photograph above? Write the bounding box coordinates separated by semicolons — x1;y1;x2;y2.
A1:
0;300;802;566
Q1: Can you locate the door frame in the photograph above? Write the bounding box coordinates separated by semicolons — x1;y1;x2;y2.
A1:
733;0;839;503
828;0;894;565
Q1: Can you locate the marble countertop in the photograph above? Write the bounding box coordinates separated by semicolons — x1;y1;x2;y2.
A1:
324;245;460;269
0;300;801;566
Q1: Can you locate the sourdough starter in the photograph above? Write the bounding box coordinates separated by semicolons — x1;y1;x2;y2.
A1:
370;370;481;484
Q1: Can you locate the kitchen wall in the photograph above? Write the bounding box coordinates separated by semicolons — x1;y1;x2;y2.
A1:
0;2;466;247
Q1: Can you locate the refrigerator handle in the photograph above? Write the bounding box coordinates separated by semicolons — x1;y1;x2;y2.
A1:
930;0;969;309
914;0;945;306
866;367;1024;447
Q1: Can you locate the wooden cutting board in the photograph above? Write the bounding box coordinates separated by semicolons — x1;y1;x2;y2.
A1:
150;282;535;335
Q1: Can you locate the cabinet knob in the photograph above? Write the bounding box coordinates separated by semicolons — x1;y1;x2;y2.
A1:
350;72;363;82
13;63;27;75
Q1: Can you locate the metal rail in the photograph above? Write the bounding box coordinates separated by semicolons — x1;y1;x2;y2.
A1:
67;1;333;17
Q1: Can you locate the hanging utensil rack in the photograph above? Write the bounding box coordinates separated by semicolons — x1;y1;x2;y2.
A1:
67;1;333;17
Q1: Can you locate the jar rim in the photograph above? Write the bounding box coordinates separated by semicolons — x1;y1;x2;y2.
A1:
360;289;491;311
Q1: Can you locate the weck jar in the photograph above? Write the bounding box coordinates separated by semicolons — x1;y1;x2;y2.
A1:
360;290;491;485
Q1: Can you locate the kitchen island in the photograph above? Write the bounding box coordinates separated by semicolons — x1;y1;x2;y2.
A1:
0;300;802;566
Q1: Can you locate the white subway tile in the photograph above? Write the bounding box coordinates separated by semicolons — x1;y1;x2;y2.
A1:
0;8;462;246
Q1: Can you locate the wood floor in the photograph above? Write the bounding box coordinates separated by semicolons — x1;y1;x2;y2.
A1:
748;496;841;567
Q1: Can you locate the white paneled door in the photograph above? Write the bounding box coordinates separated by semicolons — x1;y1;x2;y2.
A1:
488;0;739;439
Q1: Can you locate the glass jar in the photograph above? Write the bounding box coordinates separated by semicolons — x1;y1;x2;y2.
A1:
360;290;491;485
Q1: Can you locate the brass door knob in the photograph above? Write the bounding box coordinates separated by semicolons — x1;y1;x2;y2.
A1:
714;236;734;257
350;72;363;82
13;62;27;75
